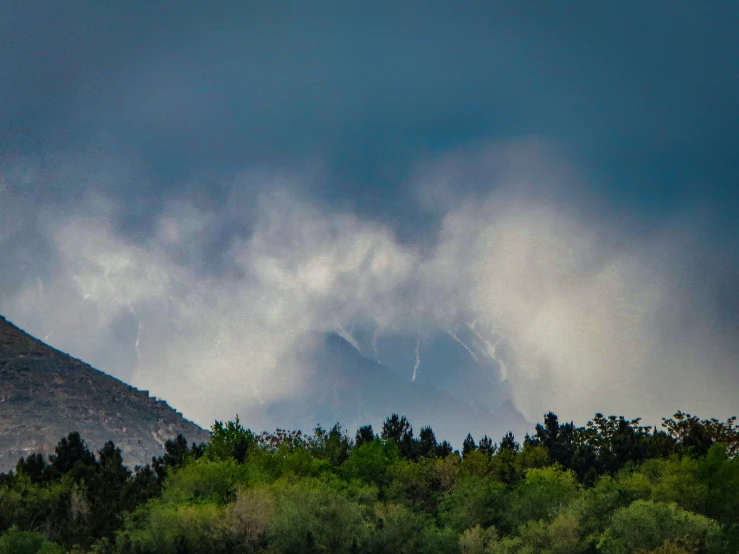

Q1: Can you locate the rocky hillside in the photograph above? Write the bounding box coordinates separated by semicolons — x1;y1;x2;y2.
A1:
0;315;209;473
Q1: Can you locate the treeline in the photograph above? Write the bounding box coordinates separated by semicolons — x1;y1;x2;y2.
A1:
0;411;737;553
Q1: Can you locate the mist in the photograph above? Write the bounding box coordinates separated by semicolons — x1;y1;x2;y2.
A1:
1;142;736;432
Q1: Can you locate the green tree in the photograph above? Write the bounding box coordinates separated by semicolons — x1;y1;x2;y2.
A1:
508;466;580;527
47;432;97;482
15;454;46;484
341;439;399;486
382;414;415;459
478;435;495;456
463;434;477;457
268;484;369;554
368;503;426;554
0;527;63;554
459;524;499;554
499;432;518;453
355;425;375;448
224;487;274;553
205;416;255;464
310;423;352;466
597;500;722;554
418;426;438;458
439;474;508;533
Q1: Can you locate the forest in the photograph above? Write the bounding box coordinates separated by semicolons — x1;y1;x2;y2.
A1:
0;410;738;554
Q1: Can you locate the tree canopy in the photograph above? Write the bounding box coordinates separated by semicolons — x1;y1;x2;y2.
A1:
0;410;737;553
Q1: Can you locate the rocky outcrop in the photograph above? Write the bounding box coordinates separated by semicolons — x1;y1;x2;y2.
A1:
0;316;209;472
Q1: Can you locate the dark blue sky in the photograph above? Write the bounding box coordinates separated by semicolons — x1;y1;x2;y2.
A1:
3;2;738;230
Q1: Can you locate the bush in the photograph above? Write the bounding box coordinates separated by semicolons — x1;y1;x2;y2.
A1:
507;466;580;527
0;527;63;554
598;500;722;554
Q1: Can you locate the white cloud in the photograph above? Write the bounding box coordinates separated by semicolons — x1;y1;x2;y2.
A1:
2;144;737;429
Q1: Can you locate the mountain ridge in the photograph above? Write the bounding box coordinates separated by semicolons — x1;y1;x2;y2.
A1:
0;314;530;473
256;332;530;446
0;315;210;472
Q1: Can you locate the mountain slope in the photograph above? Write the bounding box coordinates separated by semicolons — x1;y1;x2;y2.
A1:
348;323;515;414
258;333;530;446
0;315;209;472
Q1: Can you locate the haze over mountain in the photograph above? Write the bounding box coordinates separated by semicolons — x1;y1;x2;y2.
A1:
248;332;529;444
0;313;526;471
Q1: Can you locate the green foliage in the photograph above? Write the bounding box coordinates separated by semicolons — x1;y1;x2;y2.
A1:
459;524;499;554
382;414;416;459
355;425;376;447
224;487;274;552
598;500;722;554
700;444;739;523
309;423;352;466
268;483;370;554
0;527;63;554
204;416;255;463
662;412;739;457
152;434;205;484
439;474;508;534
385;456;460;514
367;502;426;553
341;438;399;486
516;513;587;554
650;456;708;513
508;466;580;526
116;500;228;554
160;459;249;504
0;432;181;550
2;411;739;553
420;524;460;554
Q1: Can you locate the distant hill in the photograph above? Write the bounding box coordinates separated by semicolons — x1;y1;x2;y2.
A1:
0;315;209;473
257;333;530;446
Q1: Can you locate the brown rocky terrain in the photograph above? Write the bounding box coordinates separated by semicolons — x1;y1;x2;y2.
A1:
0;315;209;472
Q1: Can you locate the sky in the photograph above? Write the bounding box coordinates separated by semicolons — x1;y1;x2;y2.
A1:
1;2;738;431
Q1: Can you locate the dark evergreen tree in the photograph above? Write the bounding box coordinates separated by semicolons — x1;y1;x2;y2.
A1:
381;414;411;443
534;412;579;470
87;441;132;544
462;433;476;456
381;414;414;459
355;425;375;447
499;431;518;452
683;421;714;457
15;452;46;483
478;435;495;456
645;430;676;459
47;431;97;482
610;417;648;469
435;440;454;457
311;423;352;466
204;417;254;463
128;463;161;505
162;434;189;467
153;434;203;483
418;426;438;457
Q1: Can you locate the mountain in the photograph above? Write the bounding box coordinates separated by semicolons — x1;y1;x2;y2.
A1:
347;322;516;414
257;333;530;446
0;315;209;473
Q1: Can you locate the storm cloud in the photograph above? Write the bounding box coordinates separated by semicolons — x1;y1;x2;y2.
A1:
1;3;738;430
2;142;737;429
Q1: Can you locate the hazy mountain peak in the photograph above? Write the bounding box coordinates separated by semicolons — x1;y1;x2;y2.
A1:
255;328;531;446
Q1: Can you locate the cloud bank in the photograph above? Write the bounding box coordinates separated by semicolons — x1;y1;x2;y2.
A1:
2;144;737;429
